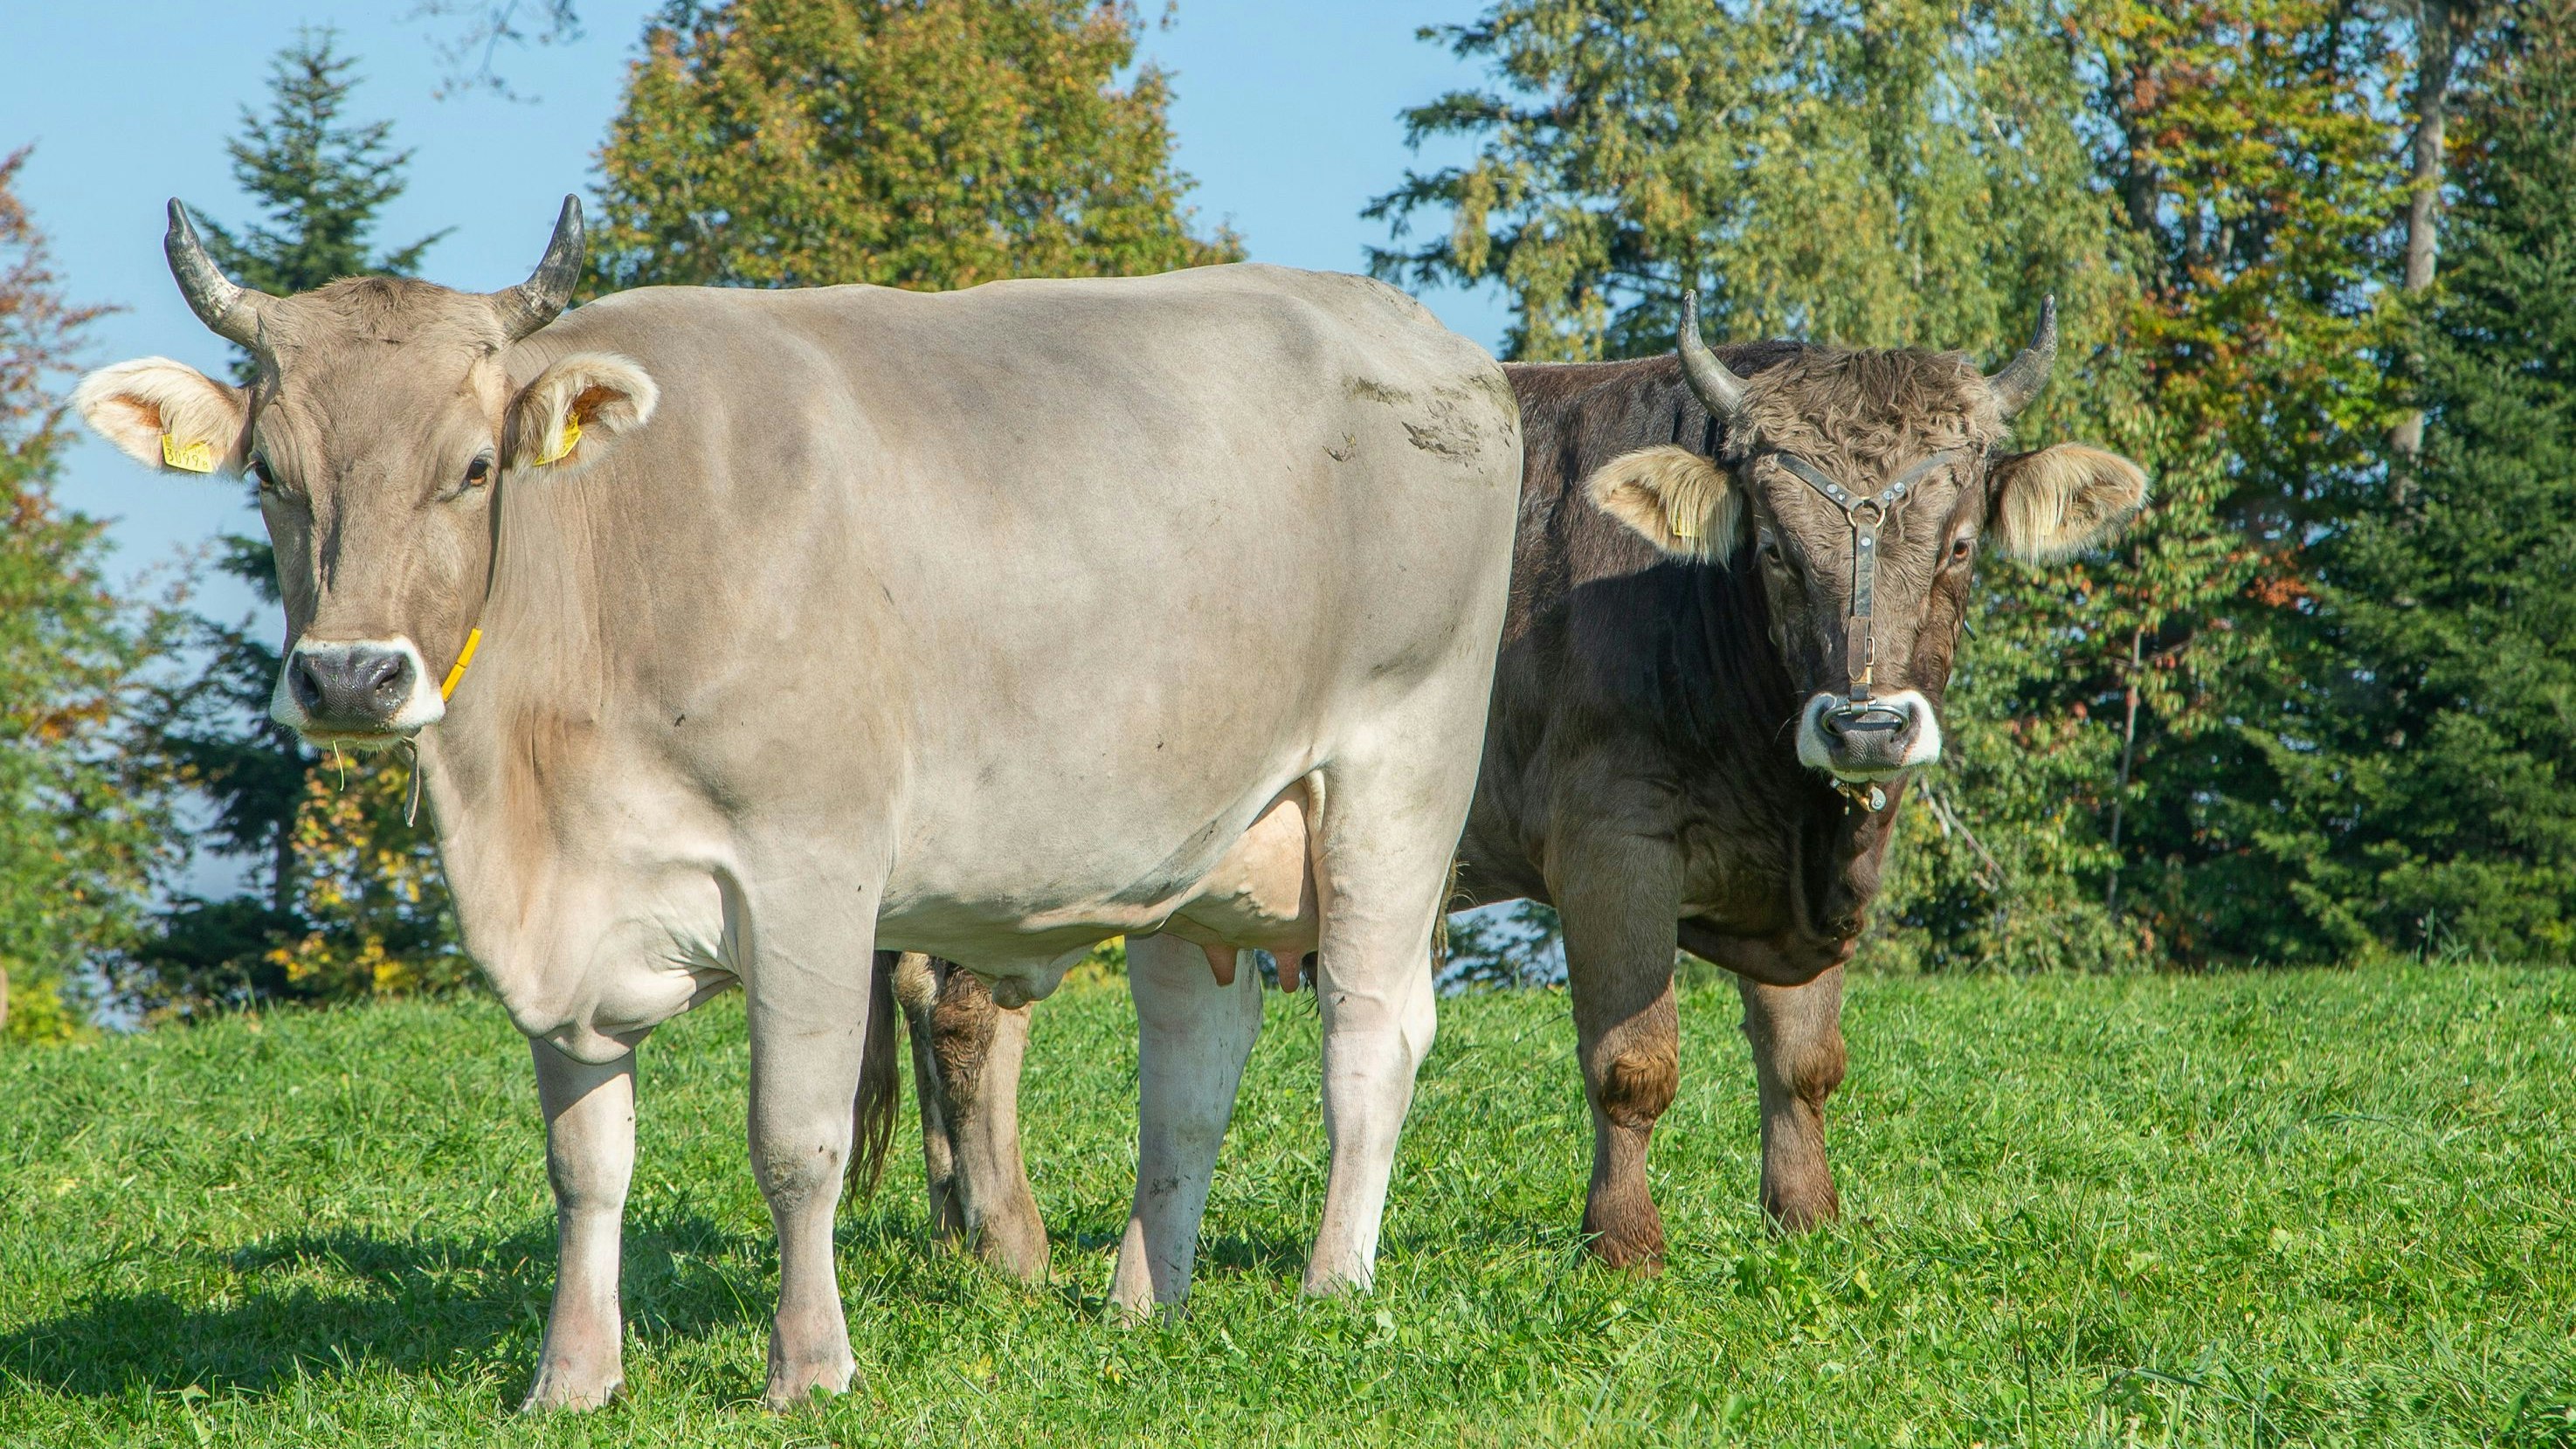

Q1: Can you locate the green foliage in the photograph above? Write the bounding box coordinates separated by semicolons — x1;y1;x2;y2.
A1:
2255;2;2576;960
590;0;1242;292
2;968;2570;1440
131;31;462;1020
1375;0;2412;969
0;151;183;1044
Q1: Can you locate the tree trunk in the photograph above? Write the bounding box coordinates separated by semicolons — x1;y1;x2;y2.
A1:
2392;2;2462;468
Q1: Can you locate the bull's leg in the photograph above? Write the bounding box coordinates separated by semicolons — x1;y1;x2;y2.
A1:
922;960;1048;1281
1551;831;1685;1270
743;914;880;1410
1108;931;1265;1318
523;1043;636;1411
891;954;966;1239
1739;963;1847;1231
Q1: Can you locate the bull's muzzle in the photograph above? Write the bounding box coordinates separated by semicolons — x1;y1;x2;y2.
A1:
275;638;444;738
1797;688;1944;783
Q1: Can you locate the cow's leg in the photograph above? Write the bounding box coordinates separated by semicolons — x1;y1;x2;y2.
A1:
922;960;1048;1280
1551;831;1684;1270
1739;963;1847;1230
742;910;879;1410
1109;930;1264;1318
523;1043;636;1411
1301;756;1468;1298
892;954;966;1239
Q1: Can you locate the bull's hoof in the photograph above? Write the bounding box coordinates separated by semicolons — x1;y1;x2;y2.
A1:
975;1218;1051;1286
1580;1197;1668;1272
1764;1194;1841;1234
520;1364;623;1413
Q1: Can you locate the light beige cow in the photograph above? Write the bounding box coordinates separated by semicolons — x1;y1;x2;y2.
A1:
77;198;1521;1410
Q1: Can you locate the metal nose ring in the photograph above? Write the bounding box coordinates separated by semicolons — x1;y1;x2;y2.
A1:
1827;701;1908;735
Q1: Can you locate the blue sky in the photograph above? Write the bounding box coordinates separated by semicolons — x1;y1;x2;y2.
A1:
1;0;1510;621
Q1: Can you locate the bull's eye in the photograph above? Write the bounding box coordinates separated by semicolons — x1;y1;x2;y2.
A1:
1758;534;1785;567
1946;535;1975;566
463;456;493;488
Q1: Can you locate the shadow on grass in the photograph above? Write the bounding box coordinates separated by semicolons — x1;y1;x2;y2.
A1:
2;1211;937;1398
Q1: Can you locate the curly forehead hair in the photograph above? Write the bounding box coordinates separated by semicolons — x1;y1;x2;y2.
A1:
1723;347;2008;475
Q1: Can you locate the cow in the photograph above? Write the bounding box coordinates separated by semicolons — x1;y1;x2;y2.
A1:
894;296;2146;1276
74;198;1522;1409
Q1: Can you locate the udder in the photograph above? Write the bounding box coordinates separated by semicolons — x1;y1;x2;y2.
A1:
1153;781;1323;990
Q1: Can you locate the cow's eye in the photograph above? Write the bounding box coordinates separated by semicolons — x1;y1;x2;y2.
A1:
249;456;279;492
463;455;493;488
1947;535;1975;566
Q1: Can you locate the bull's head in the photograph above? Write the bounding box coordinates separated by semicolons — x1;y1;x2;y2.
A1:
1586;296;2145;797
76;197;658;745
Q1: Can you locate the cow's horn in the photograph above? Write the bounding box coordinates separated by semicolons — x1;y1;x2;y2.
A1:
1677;290;1749;420
488;196;585;342
1986;294;2059;417
164;200;271;348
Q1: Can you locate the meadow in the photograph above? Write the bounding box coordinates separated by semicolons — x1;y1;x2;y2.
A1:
3;964;2571;1446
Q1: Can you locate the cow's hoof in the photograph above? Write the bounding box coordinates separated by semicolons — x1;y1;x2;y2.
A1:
975;1216;1051;1286
763;1352;855;1412
1581;1201;1668;1272
520;1366;623;1413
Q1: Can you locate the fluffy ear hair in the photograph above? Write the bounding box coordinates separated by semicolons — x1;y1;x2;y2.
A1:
1988;444;2148;563
506;352;660;476
73;359;250;475
1584;445;1743;561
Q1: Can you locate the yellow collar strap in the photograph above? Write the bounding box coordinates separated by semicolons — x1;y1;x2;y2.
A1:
439;627;484;701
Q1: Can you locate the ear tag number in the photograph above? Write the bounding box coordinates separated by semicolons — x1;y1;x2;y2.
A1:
161;436;216;473
535;416;581;466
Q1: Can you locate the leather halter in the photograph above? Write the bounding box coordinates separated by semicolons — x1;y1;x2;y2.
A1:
1767;447;1970;704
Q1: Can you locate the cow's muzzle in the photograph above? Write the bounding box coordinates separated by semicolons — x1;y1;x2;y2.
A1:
273;638;445;739
1796;688;1943;783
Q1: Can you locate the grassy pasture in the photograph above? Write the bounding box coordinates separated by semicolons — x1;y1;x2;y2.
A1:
2;965;2572;1446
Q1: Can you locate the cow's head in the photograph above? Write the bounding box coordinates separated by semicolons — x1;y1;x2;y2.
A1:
1585;296;2144;793
76;197;656;747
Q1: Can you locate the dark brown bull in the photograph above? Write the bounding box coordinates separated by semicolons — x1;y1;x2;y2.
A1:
900;301;2147;1274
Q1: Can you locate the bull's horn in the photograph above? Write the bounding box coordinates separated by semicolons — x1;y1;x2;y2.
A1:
164;199;271;348
488;195;585;342
1677;290;1749;420
1986;294;2059;417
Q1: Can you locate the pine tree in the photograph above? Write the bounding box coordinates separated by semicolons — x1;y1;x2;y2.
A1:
2262;0;2576;958
591;0;1240;292
0;149;183;1042
132;31;462;1018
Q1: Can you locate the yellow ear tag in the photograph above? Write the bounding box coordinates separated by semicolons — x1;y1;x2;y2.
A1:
535;416;581;466
1670;507;1702;541
439;627;484;701
161;435;216;473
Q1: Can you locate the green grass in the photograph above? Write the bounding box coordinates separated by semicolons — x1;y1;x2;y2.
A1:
4;966;2573;1446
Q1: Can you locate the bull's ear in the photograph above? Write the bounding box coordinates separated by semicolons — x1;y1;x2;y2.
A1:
506;352;659;476
1584;445;1743;561
1987;444;2148;562
73;359;250;475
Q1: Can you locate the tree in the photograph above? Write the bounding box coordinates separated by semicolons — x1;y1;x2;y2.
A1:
2259;0;2576;958
0;148;184;1042
128;32;462;1019
591;0;1240;292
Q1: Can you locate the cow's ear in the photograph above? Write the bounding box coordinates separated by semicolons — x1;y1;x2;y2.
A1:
1585;445;1743;561
73;359;250;476
506;352;659;476
1987;444;2148;562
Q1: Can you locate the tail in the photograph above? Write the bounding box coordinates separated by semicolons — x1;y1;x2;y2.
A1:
851;949;901;1196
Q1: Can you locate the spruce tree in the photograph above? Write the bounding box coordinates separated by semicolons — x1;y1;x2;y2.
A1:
0;150;183;1042
2269;0;2576;957
591;0;1240;291
135;31;461;1017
